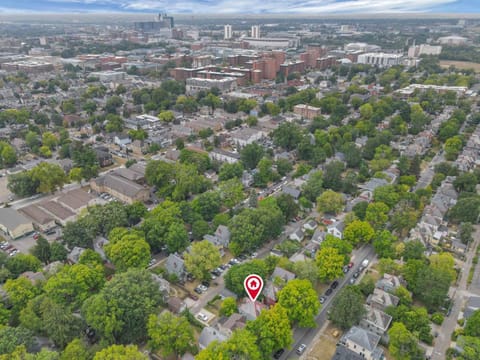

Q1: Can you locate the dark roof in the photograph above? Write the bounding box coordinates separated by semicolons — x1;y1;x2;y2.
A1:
332;346;364;360
0;208;33;229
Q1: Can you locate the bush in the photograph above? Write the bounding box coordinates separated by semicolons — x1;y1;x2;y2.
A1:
431;312;445;325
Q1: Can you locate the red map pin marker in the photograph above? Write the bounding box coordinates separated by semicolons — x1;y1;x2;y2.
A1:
244;274;264;302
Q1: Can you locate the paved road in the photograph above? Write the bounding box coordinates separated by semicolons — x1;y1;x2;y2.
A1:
281;244;376;360
431;226;480;360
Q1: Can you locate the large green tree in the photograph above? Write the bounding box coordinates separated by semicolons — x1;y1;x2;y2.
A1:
93;345;147;360
315;247;344;282
317;190;345;215
277;279;320;327
329;286;366;330
388;322;423;360
184;240;221;281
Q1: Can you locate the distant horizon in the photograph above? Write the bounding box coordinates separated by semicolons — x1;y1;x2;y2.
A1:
0;0;478;15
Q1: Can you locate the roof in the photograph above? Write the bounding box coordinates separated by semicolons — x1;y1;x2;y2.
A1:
282;186;301;199
129;162;146;176
113;167;144;182
0;208;33;230
342;326;381;352
367;288;400;309
57;189;95;210
272;266;296;282
358;178;389;192
331;346;364;360
219;313;245;332
19;204;54;225
198;327;228;349
465;296;480;319
362;306;392;331
93;173;146;198
40;201;75;220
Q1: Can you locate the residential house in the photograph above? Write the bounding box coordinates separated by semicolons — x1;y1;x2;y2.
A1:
217;313;246;337
215;225;231;247
114;134;131;147
282;186;301;200
289;228;305;242
358;178;389;192
151;274;171;299
209;148;240;164
332;346;365;360
303;219;317;231
376;273;403;293
198;327;228;350
367;288;400;311
272;266;296;283
450;240;467;255
360;306;393;340
93;236;109;260
238;297;266;320
165;253;186;280
67;247;86;264
311;228;327;245
338;326;384;360
327;221;345;239
230;127;264;148
0;208;34;239
167;297;187;314
241;171;254;187
94;147;113;167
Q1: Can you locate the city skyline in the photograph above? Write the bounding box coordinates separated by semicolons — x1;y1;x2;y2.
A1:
0;0;478;14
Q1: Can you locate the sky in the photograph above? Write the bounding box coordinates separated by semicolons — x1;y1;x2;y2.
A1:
0;0;478;14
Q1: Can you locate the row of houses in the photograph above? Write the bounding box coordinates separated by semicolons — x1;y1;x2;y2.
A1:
333;273;406;360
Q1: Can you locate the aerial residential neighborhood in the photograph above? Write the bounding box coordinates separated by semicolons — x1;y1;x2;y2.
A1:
0;6;479;360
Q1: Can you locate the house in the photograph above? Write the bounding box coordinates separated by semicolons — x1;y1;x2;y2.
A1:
198;327;228;350
367;288;400;311
238;297;266;320
230;127;264;148
376;273;403;293
450;240;467;255
338;326;384;360
272;266;296;283
289;228;305;242
167;297;187;314
282;186;301;200
360;306;393;339
0;208;35;239
151;274;171;299
311;228;327;245
94;147;113;167
464;296;480;319
165;253;186;280
358;178;389;192
20;271;46;284
327;221;345;239
263;281;280;306
209;148;240;164
241;171;254;187
114;134;132;147
215;225;231;247
303;219;317;231
217;313;246;337
93;236;109;260
67;247;86;264
332;346;365;360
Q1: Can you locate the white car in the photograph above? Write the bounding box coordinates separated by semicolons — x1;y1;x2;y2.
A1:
197;313;208;322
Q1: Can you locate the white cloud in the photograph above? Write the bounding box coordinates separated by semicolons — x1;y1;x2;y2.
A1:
40;0;460;13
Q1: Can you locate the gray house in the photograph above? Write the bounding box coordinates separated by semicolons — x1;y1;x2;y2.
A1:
338;326;384;360
165;253;186;280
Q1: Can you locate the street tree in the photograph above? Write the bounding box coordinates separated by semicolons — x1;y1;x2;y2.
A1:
93;345;147;360
343;220;375;246
184;240;221;281
316;247;345;282
316;190;345;215
278;279;320;327
330;286;366;330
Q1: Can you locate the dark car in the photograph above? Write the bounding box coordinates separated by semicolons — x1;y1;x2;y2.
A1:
273;349;285;359
194;287;202;294
325;288;333;296
201;280;210;287
353;271;360;278
189;293;199;301
331;280;339;289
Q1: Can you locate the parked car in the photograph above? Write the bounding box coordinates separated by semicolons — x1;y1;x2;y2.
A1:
273;349;285;359
331;280;339;289
188;293;199;301
343;266;350;273
348;262;354;268
319;296;326;304
296;344;307;355
353;271;360;278
197;313;208;322
194;287;202;294
361;259;369;267
199;284;208;292
325;288;333;296
349;278;356;284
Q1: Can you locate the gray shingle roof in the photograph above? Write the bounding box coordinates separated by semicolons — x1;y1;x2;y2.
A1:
0;208;32;230
342;326;381;352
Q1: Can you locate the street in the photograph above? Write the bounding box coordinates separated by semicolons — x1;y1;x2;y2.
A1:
281;244;376;360
430;225;480;360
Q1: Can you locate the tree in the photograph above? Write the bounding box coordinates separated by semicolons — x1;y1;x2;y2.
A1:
42;132;58;150
0;326;33;355
330;286;366;330
322;161;345;191
62;219;95;249
30;162;67;193
454;172;479;193
365;202;389;230
82;269;161;344
343;220;375;246
386;305;433;344
220;297;238;317
315;247;344;282
93;345;147;360
276;193;299;221
43;263;104;309
240;143;264;169
402;240;425;261
104;232;151;272
192;191;222;221
196;329;261;360
31;237;51;264
201;93;222;115
6;254;42;278
459;222;474;244
444;135;463;161
373;230;397;259
158;110;175;122
321;235;353;259
50;242;68;262
388;322;423;360
292;260;318;285
224;261;268;297
147;312;194;359
272;122;302;151
277;279;320;327
0;143;17;167
316;190;344;215
457;336;480;360
219;162;243;181
61;339;90;360
373;185;399;209
7;171;39;197
415;265;453;312
165;222;189;254
184;240;221;281
246;304;293;358
218;178;244;208
449;196;480;224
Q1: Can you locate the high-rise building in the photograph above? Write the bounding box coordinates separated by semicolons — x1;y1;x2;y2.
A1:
224;25;232;40
134;13;174;33
251;25;260;39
